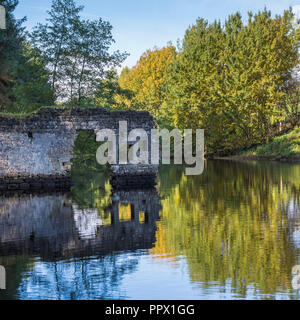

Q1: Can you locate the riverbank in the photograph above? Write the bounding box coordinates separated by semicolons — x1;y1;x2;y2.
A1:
215;127;300;163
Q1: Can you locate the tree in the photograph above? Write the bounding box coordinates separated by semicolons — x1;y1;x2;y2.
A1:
31;0;128;103
0;70;9;107
67;18;128;104
0;0;25;70
117;45;176;119
94;68;132;109
9;43;54;113
165;9;300;155
0;0;25;109
30;0;83;100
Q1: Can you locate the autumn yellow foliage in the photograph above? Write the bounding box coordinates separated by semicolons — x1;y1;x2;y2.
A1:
117;45;176;120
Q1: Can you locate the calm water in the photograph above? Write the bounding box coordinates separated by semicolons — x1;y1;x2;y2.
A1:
1;160;300;300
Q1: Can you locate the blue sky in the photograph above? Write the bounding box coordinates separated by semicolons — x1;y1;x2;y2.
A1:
15;0;300;69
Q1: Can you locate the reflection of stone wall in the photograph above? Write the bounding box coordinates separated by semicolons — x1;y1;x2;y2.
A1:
0;193;76;257
111;189;161;223
110;169;157;189
0;108;157;190
0;189;161;261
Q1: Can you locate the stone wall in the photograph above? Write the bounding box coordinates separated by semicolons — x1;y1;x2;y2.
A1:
0;107;157;191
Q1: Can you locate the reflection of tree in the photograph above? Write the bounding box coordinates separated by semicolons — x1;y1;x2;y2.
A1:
16;254;139;300
154;161;300;297
70;130;113;223
71;170;112;223
2;158;299;299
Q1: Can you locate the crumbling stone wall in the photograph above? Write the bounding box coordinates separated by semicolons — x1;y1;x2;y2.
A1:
0;107;157;191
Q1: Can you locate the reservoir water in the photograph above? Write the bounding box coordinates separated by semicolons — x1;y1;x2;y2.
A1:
1;160;300;300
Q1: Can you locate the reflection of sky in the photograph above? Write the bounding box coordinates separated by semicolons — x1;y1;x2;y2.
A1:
16;252;300;300
288;201;300;252
73;204;103;239
293;229;300;252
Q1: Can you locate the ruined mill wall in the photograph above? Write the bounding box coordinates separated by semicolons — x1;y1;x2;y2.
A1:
0;107;157;191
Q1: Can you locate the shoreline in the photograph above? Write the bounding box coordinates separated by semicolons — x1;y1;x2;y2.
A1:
213;155;300;163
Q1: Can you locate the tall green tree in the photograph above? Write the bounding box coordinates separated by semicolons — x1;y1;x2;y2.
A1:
67;18;128;104
9;43;54;113
0;0;25;70
94;68;132;109
166;9;299;155
31;0;128;103
31;0;83;100
0;0;25;109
